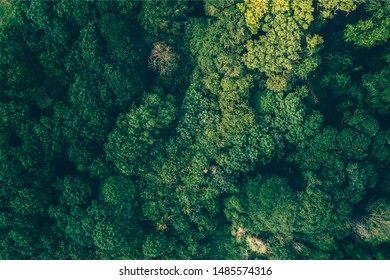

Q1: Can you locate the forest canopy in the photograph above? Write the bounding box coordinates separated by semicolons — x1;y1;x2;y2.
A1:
0;0;389;260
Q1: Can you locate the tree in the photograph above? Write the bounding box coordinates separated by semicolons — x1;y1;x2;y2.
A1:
204;0;235;17
242;0;322;91
0;0;389;261
353;199;390;245
245;176;298;236
256;89;323;147
138;0;191;36
105;92;177;176
317;0;362;19
362;66;390;114
237;0;268;34
101;175;136;212
344;0;390;48
148;41;178;76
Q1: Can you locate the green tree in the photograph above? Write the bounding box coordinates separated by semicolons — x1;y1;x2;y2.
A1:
353;199;390;245
105;92;177;176
242;0;322;91
344;0;390;48
245;176;298;236
138;0;191;36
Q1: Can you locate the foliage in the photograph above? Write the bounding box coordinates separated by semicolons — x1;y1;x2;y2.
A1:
352;199;390;245
0;0;388;260
148;42;179;76
344;0;390;48
241;0;322;91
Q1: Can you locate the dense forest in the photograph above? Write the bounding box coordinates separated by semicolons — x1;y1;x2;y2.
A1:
0;0;389;260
